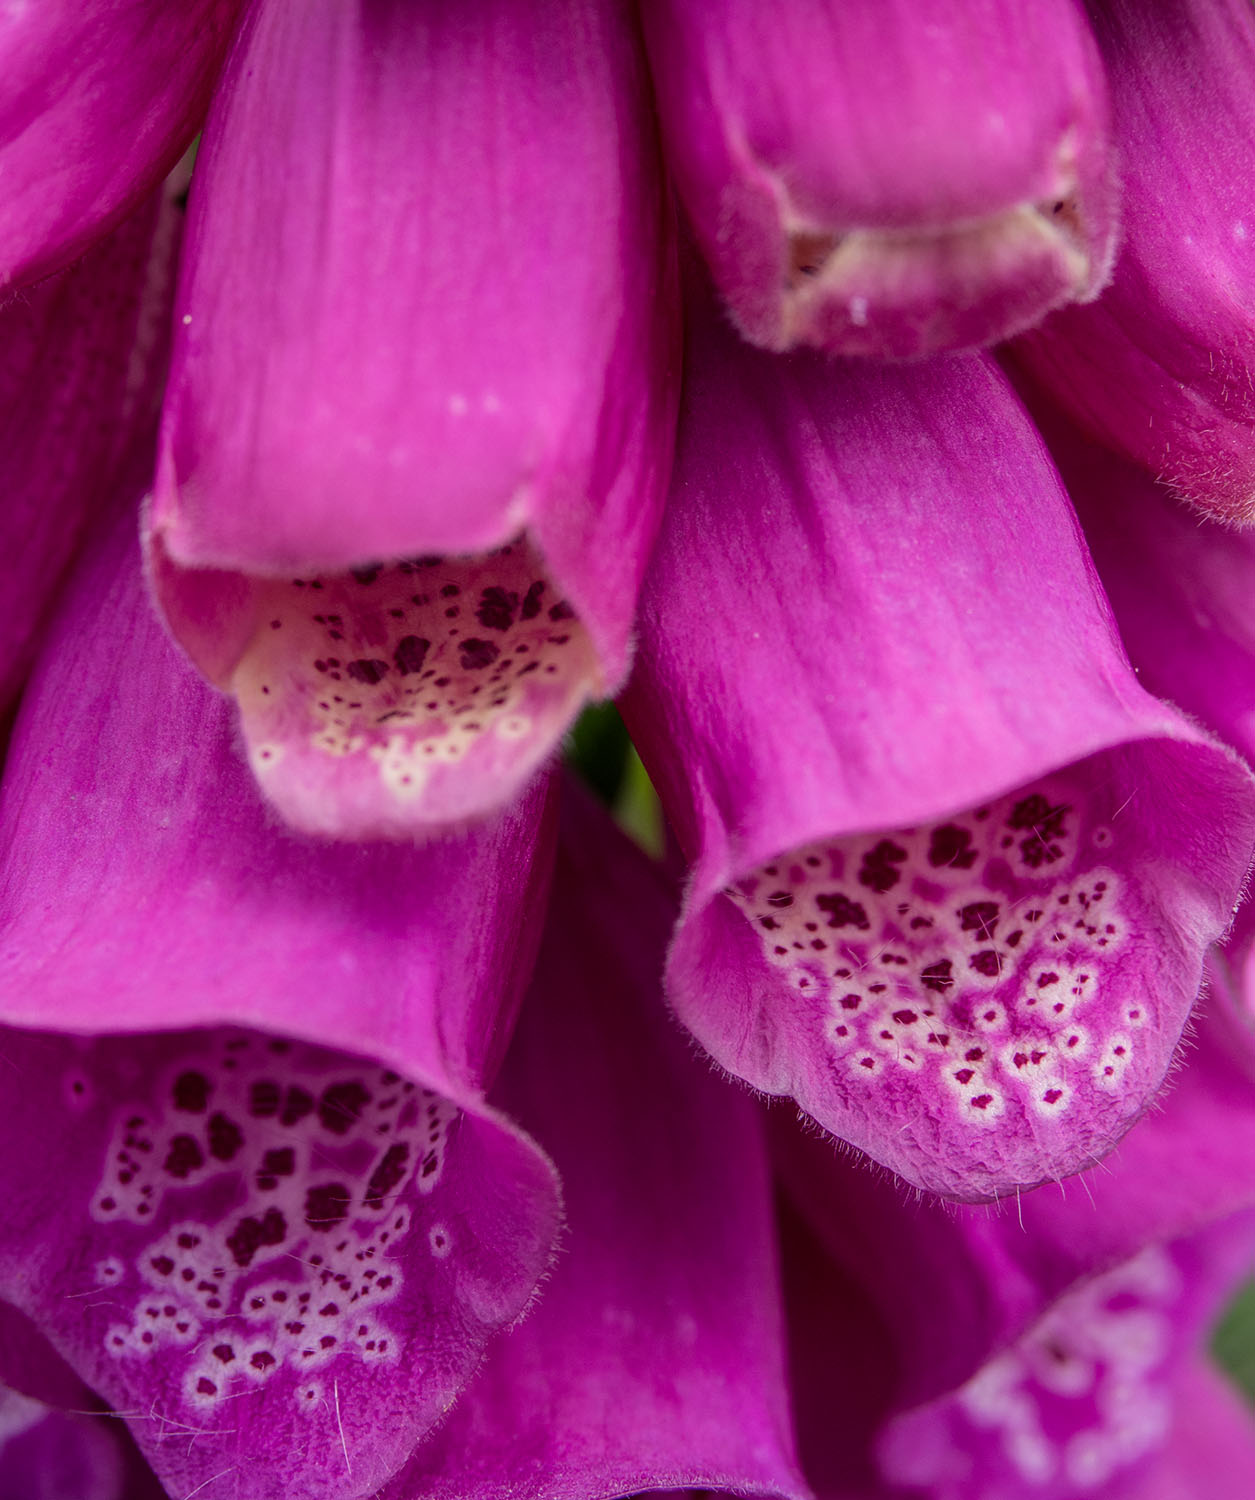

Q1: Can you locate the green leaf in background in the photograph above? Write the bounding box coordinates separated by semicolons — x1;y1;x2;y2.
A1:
1214;1279;1255;1405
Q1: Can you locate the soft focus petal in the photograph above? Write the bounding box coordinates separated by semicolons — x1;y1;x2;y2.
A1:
0;1;240;287
0;1385;123;1500
878;1214;1255;1499
147;0;678;840
773;984;1255;1412
1012;0;1255;524
621;290;1255;1201
642;0;1116;358
383;786;806;1500
0;179;180;711
1140;1359;1255;1500
0;499;562;1499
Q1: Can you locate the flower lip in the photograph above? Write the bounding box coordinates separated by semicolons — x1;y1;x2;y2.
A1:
148;533;602;839
778;192;1099;360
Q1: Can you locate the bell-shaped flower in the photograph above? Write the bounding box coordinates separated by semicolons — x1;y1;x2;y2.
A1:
0;497;563;1500
0;1;241;288
620;285;1255;1202
878;1213;1255;1499
640;0;1117;358
773;981;1255;1418
146;0;679;841
1012;0;1255;525
0;178;181;712
382;786;806;1500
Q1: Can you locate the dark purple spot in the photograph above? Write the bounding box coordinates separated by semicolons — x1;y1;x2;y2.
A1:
213;1344;235;1364
351;565;382;585
548;600;574;622
249;1081;280;1118
394;635;430;675
971;1094;994;1110
280;1085;314;1127
1043;1088;1063;1104
226;1208;287;1268
920;960;954;993
815;892;870;930
1008;794;1071;868
172;1071;211;1113
260;1147;295;1181
458;638;499;670
928;824;977;871
250;1351;276;1371
969;949;1002;977
306;1184;351;1231
150;1256;174;1276
207;1112;243;1162
958;901;1000;941
519;580;545;620
197;1378;216;1396
857;839;907;894
476;586;519;631
765;890;794;909
318;1081;371;1135
891;1010;919;1026
347;658;389;686
364;1144;410;1209
163;1134;204;1179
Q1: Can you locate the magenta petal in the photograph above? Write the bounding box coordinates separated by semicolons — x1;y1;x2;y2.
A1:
0;181;180;710
0;1;240;287
147;0;678;840
642;0;1116;357
0;506;562;1499
383;786;806;1500
622;294;1255;1201
0;1385;127;1500
1012;0;1255;524
774;986;1255;1413
878;1214;1255;1499
1139;1360;1255;1500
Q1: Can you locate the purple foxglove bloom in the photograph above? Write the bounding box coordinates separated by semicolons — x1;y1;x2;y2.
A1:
383;786;806;1500
878;1213;1255;1499
1012;0;1255;525
774;986;1255;1416
0;1;241;288
146;0;679;841
621;288;1255;1202
641;0;1117;359
0;501;562;1499
0;180;181;711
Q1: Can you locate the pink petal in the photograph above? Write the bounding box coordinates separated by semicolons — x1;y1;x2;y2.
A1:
383;786;807;1500
147;0;679;839
1012;0;1255;524
622;285;1255;1201
0;496;562;1499
0;0;241;287
642;0;1116;356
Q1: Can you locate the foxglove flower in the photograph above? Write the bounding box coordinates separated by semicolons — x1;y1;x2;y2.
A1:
147;0;679;841
383;788;805;1500
774;985;1255;1414
0;178;181;711
622;285;1255;1202
0;499;562;1500
0;1;241;288
641;0;1117;358
877;1215;1255;1499
1013;0;1255;524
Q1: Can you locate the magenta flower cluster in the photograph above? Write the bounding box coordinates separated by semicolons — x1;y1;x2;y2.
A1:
2;2;1255;1498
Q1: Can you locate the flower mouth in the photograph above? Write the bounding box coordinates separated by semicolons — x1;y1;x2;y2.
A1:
715;754;1196;1199
780;193;1095;358
209;537;599;838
